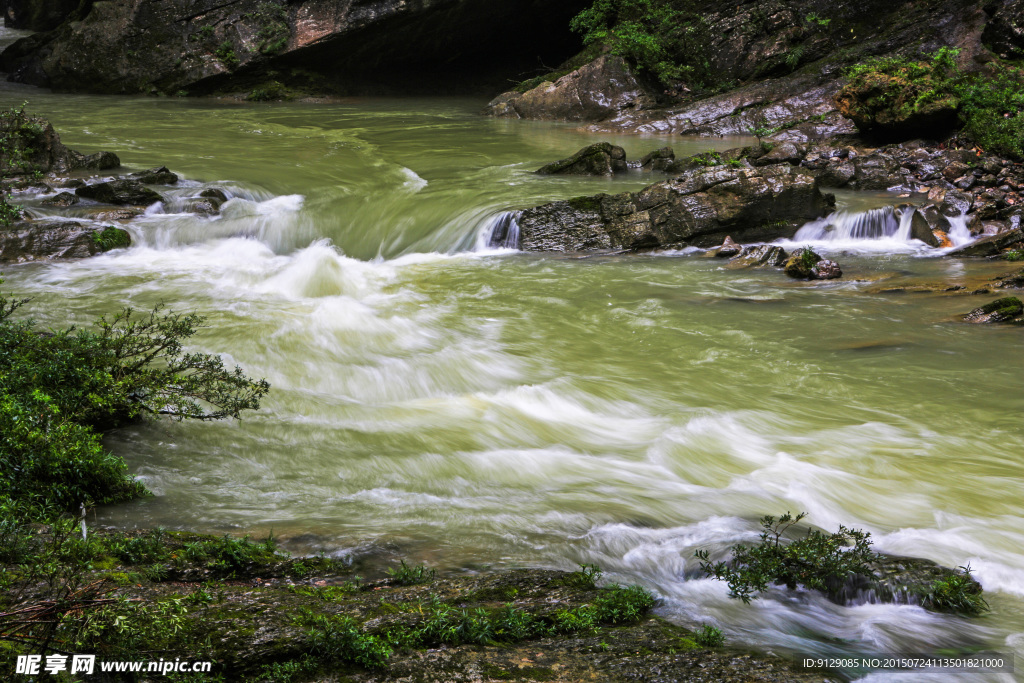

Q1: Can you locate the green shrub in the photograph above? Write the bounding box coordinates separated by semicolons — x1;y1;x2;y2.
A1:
386;559;436;586
307;614;392;669
569;0;712;88
215;41;239;68
926;565;989;616
93;226;131;251
565;562;603;588
843;47;1024;158
593;584;655;624
696;512;877;602
693;623;724;647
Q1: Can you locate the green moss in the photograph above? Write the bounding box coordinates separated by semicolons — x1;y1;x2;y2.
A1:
92;226;131;251
215;41;239;68
567;195;603;213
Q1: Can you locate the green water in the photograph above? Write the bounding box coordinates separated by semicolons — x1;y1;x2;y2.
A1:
2;74;1023;681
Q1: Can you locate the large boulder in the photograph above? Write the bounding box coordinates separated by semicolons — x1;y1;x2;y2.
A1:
783;248;843;280
484;55;654;122
536;143;627;176
0;0;592;97
76;180;163;206
983;0;1024;60
0;221;131;262
0;112;120;176
508;165;835;252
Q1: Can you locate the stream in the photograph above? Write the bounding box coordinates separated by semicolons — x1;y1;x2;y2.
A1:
2;58;1023;681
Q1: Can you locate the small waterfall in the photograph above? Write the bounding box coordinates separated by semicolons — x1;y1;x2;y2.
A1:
794;206;903;241
945;212;973;246
479;211;522;250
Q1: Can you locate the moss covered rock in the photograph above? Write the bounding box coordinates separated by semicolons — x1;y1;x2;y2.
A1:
963;296;1024;323
536;142;628;176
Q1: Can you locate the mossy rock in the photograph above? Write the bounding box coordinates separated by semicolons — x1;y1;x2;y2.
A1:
92;226;131;252
963;296;1024;323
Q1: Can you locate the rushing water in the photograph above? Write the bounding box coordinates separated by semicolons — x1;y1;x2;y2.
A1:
2;70;1024;681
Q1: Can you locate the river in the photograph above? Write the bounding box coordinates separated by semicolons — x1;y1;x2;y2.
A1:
1;52;1023;681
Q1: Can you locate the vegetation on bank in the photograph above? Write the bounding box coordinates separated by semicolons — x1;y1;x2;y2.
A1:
839;47;1024;158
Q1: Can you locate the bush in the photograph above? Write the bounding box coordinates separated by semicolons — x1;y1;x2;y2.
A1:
696;512;877;602
842;48;1024;158
569;0;712;88
926;565;989;616
306;614;392;669
693;623;725;647
0;281;269;512
593;584;655;624
386;559;436;586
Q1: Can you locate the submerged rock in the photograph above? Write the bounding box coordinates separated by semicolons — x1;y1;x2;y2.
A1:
130;166;178;184
963;297;1024;323
40;192;80;207
516;165;833;252
77;179;163;206
730;244;789;268
0;221;131;262
637;146;675;172
537;142;628;176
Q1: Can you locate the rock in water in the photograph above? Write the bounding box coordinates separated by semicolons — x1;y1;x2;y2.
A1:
730;244;789;268
948;228;1024;257
784;248;823;278
130;166;178;184
0;221;131;261
811;259;843;280
537;143;628;176
638;147;675;171
76;180;163;206
518;165;833;252
963;297;1024;323
908;209;940;247
713;236;742;258
41;192;80;207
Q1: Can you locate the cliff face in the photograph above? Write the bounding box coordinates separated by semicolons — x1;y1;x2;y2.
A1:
3;0;87;32
483;0;997;138
0;0;590;96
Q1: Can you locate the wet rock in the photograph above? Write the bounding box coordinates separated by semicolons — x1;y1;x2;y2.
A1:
199;188;229;202
753;142;804;167
40;192;80;207
76;179;163;206
129;166;178;184
79;151;121;170
811;259;843;279
0;220;131;262
851;155;901;190
713;236;742;258
637;146;675;172
909;209;940;247
948;228;1024;257
484;55;655;122
942;161;971;183
993;268;1024;289
730;244;789;268
983;0;1024;61
940;190;974;217
51;178;86;189
918;204;951;233
185;198;221;215
92;208;144;222
828;555;985;614
783;248;822;279
517;165;834;252
536;143;628;176
819;160;856;188
963;297;1024;323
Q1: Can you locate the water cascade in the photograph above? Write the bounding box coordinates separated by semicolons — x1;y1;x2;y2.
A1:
481;211;522;250
794;206;906;242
